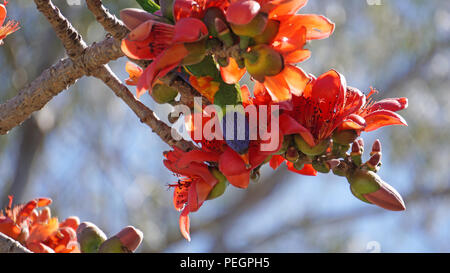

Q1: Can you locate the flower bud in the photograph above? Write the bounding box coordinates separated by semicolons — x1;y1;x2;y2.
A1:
77;222;107;253
250;169;261;183
151;82;179;104
244;44;283;82
366;153;382;172
203;7;227;38
98;226;143;253
332;130;358;145
294;135;330;156
350;140;363;166
230;13;268;37
253;19;280;44
371;139;382;156
285;146;299;162
120;8;161;30
207;168;229;200
347;170;405;211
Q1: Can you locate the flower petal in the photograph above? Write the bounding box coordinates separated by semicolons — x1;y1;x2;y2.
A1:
363;110;408;132
270;155;285;170
220;57;247;84
137;44;189;97
289;14;335;40
369;97;408;113
179;207;191;242
279;113;315;146
264;73;292;102
281;65;311;96
173;18;208;43
287;162;317;176
265;0;308;18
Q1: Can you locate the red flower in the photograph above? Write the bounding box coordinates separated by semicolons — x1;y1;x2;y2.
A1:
0;1;19;45
120;9;209;98
0;196;80;253
280;70;365;147
164;147;219;241
340;88;408;132
221;0;334;101
173;0;230;21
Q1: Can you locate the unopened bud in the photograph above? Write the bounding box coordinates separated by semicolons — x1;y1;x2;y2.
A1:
116;226;144;252
250;169;261;183
151;82;179;104
77;222;107;253
253;19;280;44
98;226;143;253
366;153;382;172
351;140;363;166
371;139;382;156
285;146;299;162
332;130;358;145
347;170;405;211
244;44;283;82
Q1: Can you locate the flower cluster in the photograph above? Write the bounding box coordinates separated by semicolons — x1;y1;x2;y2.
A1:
0;1;19;45
0;196;80;253
120;0;409;241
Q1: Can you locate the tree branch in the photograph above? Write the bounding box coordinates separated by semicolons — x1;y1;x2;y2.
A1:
0;233;31;253
0;37;122;135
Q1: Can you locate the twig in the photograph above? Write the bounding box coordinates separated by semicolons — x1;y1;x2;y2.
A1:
0;233;32;253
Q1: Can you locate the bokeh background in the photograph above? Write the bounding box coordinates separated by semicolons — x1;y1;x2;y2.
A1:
1;0;450;252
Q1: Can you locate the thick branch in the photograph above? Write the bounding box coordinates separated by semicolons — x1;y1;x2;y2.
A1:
34;0;87;58
0;37;122;135
0;233;31;253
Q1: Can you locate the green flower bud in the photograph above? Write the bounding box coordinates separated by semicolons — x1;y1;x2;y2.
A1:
347;169;382;203
77;222;107;253
244;44;283;82
347;170;405;211
253;19;280;44
230;13;268;37
294;135;330;156
151;83;179;104
332;130;358;145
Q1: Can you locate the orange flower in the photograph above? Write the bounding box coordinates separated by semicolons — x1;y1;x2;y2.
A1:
124;61;143;86
0;1;19;45
0;196;80;253
222;0;334;101
280;70;365;147
340;88;408;132
120;9;209;98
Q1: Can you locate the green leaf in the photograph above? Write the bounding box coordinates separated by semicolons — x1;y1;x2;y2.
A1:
136;0;160;14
